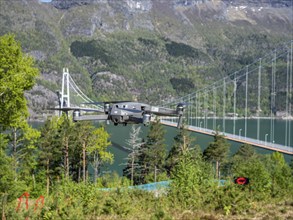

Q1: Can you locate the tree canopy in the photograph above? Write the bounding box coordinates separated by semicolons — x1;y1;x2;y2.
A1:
0;34;39;131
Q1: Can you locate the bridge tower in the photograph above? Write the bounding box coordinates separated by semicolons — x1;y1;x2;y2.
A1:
61;68;70;108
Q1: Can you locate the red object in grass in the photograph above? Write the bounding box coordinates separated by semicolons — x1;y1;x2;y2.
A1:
34;195;45;212
234;177;249;185
16;192;30;211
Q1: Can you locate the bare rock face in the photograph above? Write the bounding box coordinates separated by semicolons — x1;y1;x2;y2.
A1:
1;0;291;120
173;0;292;8
51;0;98;9
221;0;292;8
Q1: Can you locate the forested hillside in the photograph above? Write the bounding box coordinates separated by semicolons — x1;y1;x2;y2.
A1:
0;0;292;119
0;33;293;219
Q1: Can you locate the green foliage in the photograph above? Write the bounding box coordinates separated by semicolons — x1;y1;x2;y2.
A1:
70;40;110;63
123;125;144;185
38;116;63;194
203;132;230;179
0;34;39;131
212;182;252;214
170;77;195;94
233;144;256;159
0;134;17;199
169;152;216;209
139;118;167;183
232;157;271;201
265;152;293;198
165;40;209;61
165;125;200;174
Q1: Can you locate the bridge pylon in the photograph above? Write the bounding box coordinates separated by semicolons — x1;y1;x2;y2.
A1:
61;68;70;108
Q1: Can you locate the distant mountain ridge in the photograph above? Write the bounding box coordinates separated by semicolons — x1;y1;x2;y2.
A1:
0;0;291;120
50;0;293;10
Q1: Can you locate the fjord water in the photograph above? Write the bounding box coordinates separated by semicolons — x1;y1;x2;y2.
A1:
31;119;292;175
104;119;293;175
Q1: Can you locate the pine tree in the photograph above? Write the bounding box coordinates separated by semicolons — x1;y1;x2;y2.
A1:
58;115;75;179
165;125;200;175
233;144;255;159
203;131;230;179
38;116;63;194
267;152;293;198
139;118;166;183
170;150;215;209
0;134;17;198
229;144;256;177
123;125;144;185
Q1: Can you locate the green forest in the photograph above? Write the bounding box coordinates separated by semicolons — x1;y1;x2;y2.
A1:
1;34;293;219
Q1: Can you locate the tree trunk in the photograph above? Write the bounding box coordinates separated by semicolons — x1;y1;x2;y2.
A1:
94;165;98;183
13;128;17;153
2;194;7;220
93;154;101;183
78;166;81;183
64;137;69;179
216;160;219;179
131;156;134;185
154;165;157;182
93;154;97;183
83;142;86;183
12;128;17;181
46;160;50;195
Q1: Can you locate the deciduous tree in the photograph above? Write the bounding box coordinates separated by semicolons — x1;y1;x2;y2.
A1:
87;125;112;183
0;34;39;131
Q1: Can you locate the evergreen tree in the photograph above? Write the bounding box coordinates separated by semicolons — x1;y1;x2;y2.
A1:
233;144;255;159
231;156;271;201
38;117;63;195
170;150;215;209
290;159;293;176
0;134;18;199
57;115;75;179
229;144;256;177
203;132;230;179
165;125;200;175
265;152;293;198
139;118;166;183
14;126;40;192
123;125;144;185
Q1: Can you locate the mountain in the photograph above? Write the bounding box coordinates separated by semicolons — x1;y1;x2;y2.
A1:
0;0;292;120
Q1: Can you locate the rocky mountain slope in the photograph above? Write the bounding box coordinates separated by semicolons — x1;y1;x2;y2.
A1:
0;0;292;120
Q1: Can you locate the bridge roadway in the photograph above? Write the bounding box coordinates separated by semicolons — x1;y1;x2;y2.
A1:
161;120;293;155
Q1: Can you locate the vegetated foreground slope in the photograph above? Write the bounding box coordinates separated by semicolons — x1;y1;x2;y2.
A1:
0;0;292;119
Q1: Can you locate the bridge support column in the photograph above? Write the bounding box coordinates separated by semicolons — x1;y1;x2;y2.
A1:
61;68;70;108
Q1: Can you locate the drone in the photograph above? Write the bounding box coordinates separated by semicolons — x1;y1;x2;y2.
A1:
51;100;186;128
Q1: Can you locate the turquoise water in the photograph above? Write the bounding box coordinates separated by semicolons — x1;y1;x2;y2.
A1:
30;119;293;176
104;119;293;175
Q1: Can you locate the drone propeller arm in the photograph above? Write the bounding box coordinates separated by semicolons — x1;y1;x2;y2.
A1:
48;107;104;113
73;114;109;121
146;106;178;116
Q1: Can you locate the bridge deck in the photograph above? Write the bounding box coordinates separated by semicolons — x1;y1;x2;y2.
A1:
161;120;293;155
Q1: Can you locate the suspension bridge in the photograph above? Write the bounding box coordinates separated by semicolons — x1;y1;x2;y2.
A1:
57;41;293;155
